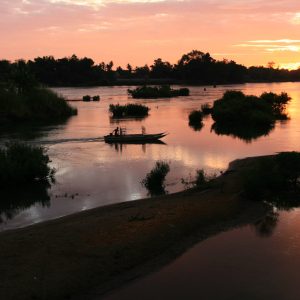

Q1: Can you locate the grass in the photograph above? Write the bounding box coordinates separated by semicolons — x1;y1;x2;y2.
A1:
0;87;77;125
128;85;190;99
0;142;54;187
109;103;149;118
141;161;170;196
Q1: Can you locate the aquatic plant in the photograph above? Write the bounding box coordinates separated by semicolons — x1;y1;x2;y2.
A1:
92;95;100;101
200;103;212;115
188;110;203;131
0;142;55;187
128;85;190;99
109;103;149;118
0;86;77;125
141;161;170;196
82;95;91;102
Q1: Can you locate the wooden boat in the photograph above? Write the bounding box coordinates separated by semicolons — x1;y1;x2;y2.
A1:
104;132;167;143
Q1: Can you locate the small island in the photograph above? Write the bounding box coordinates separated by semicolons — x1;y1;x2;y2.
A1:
109;103;150;118
128;85;190;99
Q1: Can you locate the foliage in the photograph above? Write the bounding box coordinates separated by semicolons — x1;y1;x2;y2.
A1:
211;91;291;140
200;103;213;115
109;103;150;118
188;110;203;131
82;95;91;102
92;95;100;101
128;85;190;99
1;51;300;87
242;152;300;203
0;142;54;187
0;86;77;125
141;161;170;196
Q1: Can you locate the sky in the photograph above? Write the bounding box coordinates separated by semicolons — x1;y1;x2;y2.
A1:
1;0;300;69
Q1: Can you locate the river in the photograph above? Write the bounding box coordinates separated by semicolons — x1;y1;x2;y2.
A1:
0;82;299;230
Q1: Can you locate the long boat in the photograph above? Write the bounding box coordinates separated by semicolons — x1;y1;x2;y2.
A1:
104;132;167;143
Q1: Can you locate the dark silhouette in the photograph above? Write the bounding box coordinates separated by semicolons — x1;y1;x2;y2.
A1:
1;51;300;87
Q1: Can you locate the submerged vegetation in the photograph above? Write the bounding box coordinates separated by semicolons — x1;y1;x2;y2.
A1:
210;90;290;141
188;110;203;131
82;95;100;102
0;61;77;125
109;103;150;118
0;142;54;187
128;85;190;99
242;152;300;206
141;161;170;196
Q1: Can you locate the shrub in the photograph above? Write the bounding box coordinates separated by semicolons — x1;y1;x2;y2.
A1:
200;103;212;115
128;85;190;99
92;95;100;101
82;95;91;102
0;142;55;187
188;110;203;130
0;87;77;124
242;152;300;203
141;161;170;196
109;103;149;118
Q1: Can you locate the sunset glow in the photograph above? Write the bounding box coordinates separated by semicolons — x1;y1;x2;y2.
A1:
1;0;300;68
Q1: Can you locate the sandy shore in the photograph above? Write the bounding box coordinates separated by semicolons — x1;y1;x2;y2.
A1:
0;156;270;299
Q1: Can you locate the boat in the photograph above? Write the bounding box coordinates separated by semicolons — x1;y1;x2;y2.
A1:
104;132;167;143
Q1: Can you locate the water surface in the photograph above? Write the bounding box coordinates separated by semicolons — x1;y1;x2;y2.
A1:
0;83;299;230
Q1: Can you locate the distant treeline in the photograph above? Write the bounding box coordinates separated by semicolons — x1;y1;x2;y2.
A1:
1;50;300;87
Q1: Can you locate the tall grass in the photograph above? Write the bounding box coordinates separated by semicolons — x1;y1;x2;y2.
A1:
128;85;190;99
0;87;77;125
109;103;149;118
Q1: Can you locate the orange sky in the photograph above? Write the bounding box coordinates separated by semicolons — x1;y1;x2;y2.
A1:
1;0;300;69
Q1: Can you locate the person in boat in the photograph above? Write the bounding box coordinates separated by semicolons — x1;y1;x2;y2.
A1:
119;127;123;136
112;127;119;136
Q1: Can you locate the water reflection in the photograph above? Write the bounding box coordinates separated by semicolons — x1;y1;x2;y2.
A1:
0;183;51;223
211;122;275;143
109;141;166;153
253;208;279;237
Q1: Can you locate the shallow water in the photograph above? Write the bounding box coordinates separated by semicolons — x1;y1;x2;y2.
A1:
0;83;299;230
103;209;300;300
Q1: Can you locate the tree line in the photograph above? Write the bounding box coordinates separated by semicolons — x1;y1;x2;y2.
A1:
1;50;300;86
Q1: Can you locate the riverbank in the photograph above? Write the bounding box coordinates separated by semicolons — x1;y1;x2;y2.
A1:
0;156;270;300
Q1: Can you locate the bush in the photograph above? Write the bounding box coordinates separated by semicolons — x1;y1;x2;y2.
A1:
0;142;55;187
109;103;149;118
188;110;203;130
92;95;100;101
82;95;91;102
128;85;190;99
0;87;77;125
141;161;170;196
242;152;300;203
201;103;212;115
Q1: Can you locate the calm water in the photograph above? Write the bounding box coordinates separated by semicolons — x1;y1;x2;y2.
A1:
103;209;300;300
0;83;299;230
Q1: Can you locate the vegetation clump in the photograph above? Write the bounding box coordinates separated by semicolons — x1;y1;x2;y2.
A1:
212;90;290;125
0;61;77;125
242;152;300;205
210;91;290;141
141;161;170;196
0;142;54;187
200;103;213;115
109;103;149;118
128;85;190;99
92;95;100;101
82;95;91;102
188;110;203;131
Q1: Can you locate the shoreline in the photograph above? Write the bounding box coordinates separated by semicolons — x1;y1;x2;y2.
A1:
0;156;271;300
